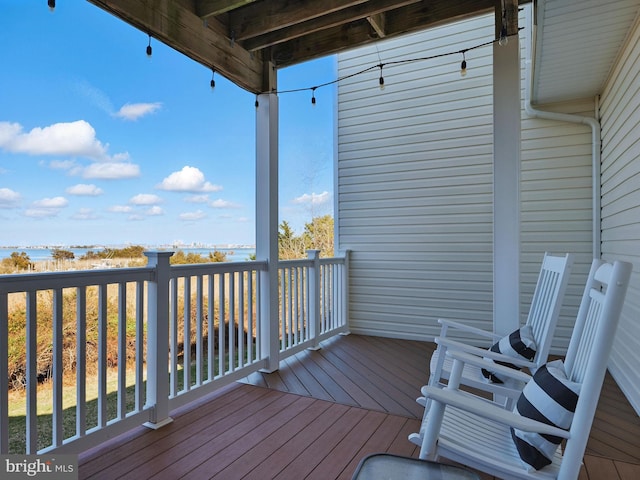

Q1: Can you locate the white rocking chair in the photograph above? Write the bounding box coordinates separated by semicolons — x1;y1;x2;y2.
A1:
418;259;632;480
416;253;574;416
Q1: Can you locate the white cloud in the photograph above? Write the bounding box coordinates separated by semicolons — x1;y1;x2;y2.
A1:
25;197;68;218
50;159;78;170
292;191;331;206
33;196;68;209
0;188;20;208
0;120;110;161
146;206;164;216
66;184;104;196
130;193;162;205
0;122;22;145
210;198;241;209
179;210;207;221
114;102;162;121
111;152;131;162
25;208;59;218
185;194;210;204
83;162;140;179
109;205;133;213
157;166;222;193
74;80;114;115
72;208;99;220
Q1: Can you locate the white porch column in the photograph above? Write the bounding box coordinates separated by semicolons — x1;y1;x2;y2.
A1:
144;251;174;429
256;91;280;373
493;1;520;335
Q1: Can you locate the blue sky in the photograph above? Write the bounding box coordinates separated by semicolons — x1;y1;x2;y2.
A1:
0;1;335;247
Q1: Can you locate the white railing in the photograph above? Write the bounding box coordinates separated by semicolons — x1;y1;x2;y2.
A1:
164;259;267;412
278;250;349;359
0;250;349;454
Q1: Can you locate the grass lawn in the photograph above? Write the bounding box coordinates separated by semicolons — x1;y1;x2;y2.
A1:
6;353;237;453
7;367;145;453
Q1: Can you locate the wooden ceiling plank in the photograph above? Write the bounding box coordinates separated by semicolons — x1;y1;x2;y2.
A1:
242;0;419;51
384;0;528;36
229;0;371;41
196;0;257;18
367;13;386;38
88;0;264;93
271;0;526;67
270;20;373;67
383;0;495;36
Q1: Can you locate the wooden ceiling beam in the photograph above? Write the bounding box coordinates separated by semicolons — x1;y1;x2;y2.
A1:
228;0;371;41
88;0;265;93
196;0;257;18
241;0;419;52
367;13;387;38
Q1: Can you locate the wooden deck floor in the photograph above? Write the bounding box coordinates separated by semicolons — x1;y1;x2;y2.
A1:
79;334;640;479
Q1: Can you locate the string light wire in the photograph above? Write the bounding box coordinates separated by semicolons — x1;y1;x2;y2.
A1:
254;32;521;101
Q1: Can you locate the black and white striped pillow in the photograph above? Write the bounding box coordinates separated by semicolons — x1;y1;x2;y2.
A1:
511;360;580;470
481;325;537;383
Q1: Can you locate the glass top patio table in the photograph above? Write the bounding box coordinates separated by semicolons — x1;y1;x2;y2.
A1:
351;453;481;480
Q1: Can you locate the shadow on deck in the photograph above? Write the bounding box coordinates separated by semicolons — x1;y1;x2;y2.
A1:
79;334;640;479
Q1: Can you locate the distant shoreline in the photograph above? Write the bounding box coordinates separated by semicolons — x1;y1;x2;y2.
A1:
0;246;256;263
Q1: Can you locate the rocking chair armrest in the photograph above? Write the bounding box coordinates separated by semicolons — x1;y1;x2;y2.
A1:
437;318;502;341
442;348;534;383
435;338;537;372
420;385;571;439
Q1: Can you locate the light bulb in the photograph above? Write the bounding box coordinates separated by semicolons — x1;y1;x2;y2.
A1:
460;60;467;77
499;25;508;46
48;0;55;11
379;76;385;90
146;35;152;59
210;69;216;90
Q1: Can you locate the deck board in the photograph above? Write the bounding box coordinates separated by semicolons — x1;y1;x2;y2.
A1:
79;334;640;480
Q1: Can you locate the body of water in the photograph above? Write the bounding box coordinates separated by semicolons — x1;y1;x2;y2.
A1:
0;247;256;263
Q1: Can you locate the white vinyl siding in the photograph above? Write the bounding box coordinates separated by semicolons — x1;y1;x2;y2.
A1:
337;11;593;346
337;15;495;340
599;14;640;414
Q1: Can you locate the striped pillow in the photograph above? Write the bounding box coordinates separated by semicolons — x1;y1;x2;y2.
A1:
481;325;537;383
511;360;580;470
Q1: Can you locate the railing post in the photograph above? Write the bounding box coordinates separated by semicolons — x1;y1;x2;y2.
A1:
144;251;174;429
307;250;321;350
341;249;351;334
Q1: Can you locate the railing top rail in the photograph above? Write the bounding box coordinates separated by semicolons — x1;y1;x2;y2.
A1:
278;258;314;268
279;256;346;268
169;260;268;278
320;257;346;265
0;267;153;294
